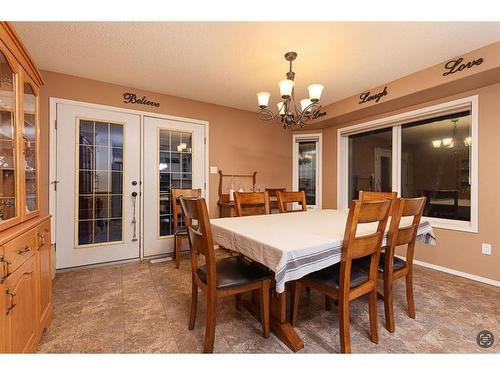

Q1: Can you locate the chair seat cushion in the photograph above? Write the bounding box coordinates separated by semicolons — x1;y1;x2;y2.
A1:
197;256;272;290
356;253;406;273
303;263;369;290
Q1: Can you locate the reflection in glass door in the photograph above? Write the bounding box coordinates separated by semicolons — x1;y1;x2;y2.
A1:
348;128;392;202
293;135;322;209
23;83;38;214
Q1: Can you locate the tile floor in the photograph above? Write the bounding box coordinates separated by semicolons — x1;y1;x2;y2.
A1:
37;251;500;353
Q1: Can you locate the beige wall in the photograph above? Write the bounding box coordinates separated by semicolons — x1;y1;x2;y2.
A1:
38;70;293;219
318;83;500;282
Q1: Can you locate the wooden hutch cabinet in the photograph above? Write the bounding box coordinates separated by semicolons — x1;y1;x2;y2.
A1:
0;22;52;353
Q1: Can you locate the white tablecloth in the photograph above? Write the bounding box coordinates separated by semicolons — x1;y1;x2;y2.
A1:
210;209;436;293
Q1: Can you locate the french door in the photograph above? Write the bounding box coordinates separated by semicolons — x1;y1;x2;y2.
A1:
55;103;141;269
142;116;206;257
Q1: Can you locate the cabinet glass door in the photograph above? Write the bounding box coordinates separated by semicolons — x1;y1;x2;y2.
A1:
0;50;17;223
23;82;38;214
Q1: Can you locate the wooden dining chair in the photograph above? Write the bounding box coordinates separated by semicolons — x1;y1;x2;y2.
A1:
277;191;307;213
290;199;392;353
171;188;201;269
179;196;272;353
360;197;426;333
234;191;270;217
265;188;286;213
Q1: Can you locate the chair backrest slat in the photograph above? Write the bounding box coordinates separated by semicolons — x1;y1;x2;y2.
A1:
234;192;270;217
350;232;384;259
359;191;397;215
277;191;307;213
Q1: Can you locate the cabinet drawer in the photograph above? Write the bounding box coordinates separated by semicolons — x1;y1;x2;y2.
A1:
2;230;36;276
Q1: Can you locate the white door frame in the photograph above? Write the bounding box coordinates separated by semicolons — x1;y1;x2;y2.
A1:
292;133;322;209
49;97;209;263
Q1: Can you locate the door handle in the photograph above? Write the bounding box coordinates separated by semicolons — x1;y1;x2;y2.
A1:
131;191;138;242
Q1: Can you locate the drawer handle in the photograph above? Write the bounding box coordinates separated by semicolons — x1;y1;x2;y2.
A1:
0;255;11;265
6;289;16;315
18;246;31;255
37;232;46;248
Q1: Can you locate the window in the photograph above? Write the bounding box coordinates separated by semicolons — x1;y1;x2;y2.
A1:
158;129;192;237
401;111;471;222
293;134;322;209
348;128;392;202
77;119;124;246
338;96;478;232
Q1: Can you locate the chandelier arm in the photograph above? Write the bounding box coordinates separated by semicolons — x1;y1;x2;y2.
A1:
257;108;279;122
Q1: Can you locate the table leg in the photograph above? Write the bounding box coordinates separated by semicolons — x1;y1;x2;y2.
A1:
242;286;304;352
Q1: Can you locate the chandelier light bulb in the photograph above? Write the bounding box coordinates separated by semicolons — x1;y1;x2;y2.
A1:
300;98;313;113
279;79;295;99
442;138;454;147
432;140;442;148
308;84;324;102
256;91;271;108
277;101;286;115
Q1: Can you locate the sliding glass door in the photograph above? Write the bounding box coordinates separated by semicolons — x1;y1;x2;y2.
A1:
338;97;477;232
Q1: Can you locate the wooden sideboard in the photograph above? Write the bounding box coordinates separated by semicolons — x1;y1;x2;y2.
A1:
0;22;52;353
1;216;52;353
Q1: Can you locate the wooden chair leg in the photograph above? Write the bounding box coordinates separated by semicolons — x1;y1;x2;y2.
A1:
383;276;395;333
235;293;242;311
368;289;379;344
325;296;332;311
260;280;270;338
406;271;416;319
338;297;351;353
175;235;182;269
203;294;217;353
189;277;198;330
290;281;302;327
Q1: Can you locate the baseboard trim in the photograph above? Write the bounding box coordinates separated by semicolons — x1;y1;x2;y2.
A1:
401;257;500;287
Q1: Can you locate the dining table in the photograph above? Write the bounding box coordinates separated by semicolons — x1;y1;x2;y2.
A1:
210;209;436;352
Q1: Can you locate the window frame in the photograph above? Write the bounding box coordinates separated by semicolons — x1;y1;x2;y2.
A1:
337;95;478;233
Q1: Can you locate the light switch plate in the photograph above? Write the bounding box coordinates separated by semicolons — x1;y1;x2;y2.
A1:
482;243;492;255
210;166;218;174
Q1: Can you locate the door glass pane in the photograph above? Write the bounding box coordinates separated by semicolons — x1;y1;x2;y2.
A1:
158;129;192;237
0;51;16;222
23;83;38;213
77;119;124;245
348;128;392;202
298;141;317;206
401;110;471;221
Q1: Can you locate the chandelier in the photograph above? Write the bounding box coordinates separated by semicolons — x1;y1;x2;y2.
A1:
256;52;325;129
431;118;471;154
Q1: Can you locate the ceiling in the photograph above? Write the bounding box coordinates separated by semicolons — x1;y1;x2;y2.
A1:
12;22;500;112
